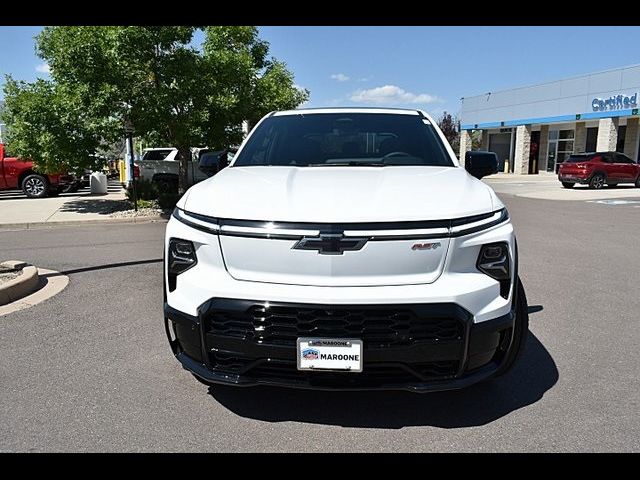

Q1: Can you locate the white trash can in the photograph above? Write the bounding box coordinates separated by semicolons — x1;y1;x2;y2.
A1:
90;172;108;194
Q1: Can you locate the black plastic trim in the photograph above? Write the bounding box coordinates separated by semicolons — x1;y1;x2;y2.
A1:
164;299;517;392
173;206;509;240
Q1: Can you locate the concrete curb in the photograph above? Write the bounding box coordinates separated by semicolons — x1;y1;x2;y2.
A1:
0;264;39;306
0;215;168;231
0;268;69;316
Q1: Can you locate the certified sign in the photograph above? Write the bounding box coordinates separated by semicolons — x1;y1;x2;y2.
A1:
297;338;363;372
592;93;637;111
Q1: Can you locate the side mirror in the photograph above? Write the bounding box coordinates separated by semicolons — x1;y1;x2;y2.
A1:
198;150;229;177
465;151;499;179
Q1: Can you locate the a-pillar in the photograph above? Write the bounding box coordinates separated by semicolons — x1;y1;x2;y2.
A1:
596;118;618;151
513;125;531;175
624;117;639;160
459;129;472;167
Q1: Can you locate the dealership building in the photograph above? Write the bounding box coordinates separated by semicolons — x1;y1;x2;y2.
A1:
458;64;640;174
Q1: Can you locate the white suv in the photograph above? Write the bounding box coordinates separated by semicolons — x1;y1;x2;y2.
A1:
163;108;528;392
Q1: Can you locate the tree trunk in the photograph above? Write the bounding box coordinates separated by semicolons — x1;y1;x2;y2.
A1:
177;147;191;195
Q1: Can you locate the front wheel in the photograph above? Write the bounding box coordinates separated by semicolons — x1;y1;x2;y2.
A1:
493;277;529;377
589;173;605;189
635;176;640;188
561;182;575;189
22;174;50;198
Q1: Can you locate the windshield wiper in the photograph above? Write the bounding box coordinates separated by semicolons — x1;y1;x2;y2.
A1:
306;161;386;167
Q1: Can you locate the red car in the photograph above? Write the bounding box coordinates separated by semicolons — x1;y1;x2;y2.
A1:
0;143;74;198
558;152;640;189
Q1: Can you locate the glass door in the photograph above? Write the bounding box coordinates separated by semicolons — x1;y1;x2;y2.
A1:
547;131;558;172
547;129;574;172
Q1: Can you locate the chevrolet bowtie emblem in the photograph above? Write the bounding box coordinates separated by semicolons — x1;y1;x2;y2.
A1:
292;234;368;255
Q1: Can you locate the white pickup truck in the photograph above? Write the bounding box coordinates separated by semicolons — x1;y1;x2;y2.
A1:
163;107;529;393
137;147;229;190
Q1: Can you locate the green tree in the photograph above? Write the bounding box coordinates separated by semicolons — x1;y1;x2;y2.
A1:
2;78;106;173
436;111;460;153
3;26;308;193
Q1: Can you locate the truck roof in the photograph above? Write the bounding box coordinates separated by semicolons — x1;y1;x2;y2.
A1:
273;107;425;116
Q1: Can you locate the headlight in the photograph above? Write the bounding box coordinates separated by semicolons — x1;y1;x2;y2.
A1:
167;238;197;292
477;242;511;299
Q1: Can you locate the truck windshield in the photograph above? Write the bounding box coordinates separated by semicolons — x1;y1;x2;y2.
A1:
232;113;454;167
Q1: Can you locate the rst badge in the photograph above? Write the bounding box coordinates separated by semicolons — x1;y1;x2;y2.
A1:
411;242;441;251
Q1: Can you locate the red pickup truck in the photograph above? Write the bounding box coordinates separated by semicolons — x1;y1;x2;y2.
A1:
0;143;74;198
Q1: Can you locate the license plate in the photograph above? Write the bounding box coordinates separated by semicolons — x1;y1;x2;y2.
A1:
297;338;363;372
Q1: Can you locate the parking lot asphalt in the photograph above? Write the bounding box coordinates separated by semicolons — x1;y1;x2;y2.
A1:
0;191;639;452
485;173;640;201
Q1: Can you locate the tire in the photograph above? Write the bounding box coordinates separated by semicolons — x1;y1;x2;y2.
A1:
561;182;574;189
22;174;50;198
493;277;529;377
589;173;606;189
635;176;640;188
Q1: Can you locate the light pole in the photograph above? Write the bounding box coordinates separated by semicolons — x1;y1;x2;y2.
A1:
124;117;138;212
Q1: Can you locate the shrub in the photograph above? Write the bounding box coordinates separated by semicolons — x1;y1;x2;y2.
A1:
125;179;158;201
158;191;181;210
136;199;157;209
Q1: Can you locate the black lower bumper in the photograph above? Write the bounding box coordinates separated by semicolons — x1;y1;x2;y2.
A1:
558;175;588;184
164;299;515;393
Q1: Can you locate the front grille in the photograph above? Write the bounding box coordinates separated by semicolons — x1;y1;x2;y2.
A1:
208;353;458;386
205;304;463;347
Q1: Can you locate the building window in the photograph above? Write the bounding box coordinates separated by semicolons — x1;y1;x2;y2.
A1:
616;125;626;153
586;127;598;152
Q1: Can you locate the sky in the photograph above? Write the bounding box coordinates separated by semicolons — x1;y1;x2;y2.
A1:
2;26;640;118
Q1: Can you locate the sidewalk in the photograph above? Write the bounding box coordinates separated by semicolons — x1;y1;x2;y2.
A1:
483;171;558;182
0;181;163;227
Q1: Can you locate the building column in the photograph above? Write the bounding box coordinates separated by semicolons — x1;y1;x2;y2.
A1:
538;125;549;172
513;125;531;175
459;129;472;167
596;118;618;151
481;130;489;150
624;117;639;160
574;121;587;153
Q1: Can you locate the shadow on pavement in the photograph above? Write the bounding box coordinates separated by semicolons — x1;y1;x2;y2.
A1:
528;304;543;314
208;333;558;429
571;185;637;190
40;258;162;277
57;198;131;215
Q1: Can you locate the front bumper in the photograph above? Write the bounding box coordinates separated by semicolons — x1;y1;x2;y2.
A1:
164;299;515;392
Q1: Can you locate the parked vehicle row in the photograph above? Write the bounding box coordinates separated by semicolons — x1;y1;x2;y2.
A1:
137;147;234;191
0;143;75;198
558;151;640;189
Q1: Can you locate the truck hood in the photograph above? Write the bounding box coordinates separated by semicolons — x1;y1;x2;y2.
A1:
182;165;495;222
